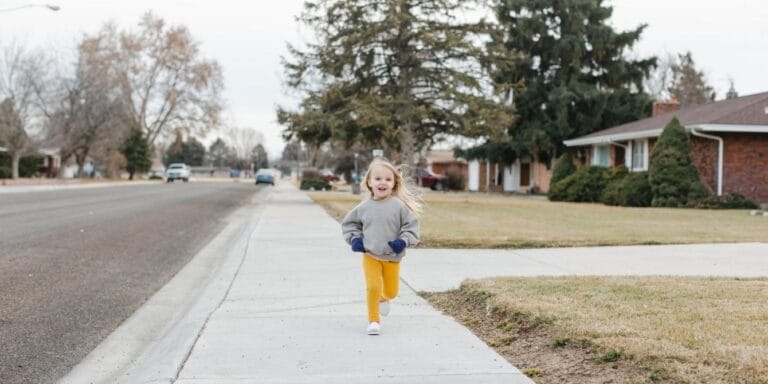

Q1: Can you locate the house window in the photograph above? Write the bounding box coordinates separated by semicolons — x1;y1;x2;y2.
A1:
631;140;648;171
592;145;610;167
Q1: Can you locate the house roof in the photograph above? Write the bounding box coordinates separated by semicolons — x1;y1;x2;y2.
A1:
564;91;768;146
426;149;466;164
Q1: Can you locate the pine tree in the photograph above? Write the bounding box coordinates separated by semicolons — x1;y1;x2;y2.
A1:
648;118;708;207
488;0;655;161
277;0;513;165
120;129;151;180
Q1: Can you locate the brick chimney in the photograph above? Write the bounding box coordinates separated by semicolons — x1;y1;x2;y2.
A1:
652;98;681;117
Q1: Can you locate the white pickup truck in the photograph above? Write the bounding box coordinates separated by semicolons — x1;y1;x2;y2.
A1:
165;163;191;182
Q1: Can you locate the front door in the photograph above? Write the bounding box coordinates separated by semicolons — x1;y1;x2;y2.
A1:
520;162;531;186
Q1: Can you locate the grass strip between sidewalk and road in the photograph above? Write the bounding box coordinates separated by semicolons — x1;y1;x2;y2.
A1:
425;277;768;384
309;191;768;248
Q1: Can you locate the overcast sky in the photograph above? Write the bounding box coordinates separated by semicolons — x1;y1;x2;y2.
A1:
1;0;766;158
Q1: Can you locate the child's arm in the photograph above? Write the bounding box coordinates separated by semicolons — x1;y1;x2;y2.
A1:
341;207;363;244
398;207;420;247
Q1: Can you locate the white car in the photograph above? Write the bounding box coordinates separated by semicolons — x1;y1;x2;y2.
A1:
165;163;191;182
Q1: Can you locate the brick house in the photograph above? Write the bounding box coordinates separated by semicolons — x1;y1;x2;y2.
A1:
563;92;768;203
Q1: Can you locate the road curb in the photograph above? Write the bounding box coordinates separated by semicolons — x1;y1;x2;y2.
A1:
57;188;269;384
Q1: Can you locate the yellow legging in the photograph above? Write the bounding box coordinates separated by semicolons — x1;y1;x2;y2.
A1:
362;254;400;322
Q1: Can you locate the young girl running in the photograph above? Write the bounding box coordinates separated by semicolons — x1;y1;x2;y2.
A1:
341;158;422;335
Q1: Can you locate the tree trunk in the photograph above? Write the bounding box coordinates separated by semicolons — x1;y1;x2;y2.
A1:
11;152;20;179
76;153;86;178
399;122;417;167
392;0;418;167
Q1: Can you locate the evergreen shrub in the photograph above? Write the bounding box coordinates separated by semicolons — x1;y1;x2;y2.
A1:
602;171;652;207
602;165;628;186
648;118;709;207
0;154;42;178
300;178;331;191
689;193;759;209
19;156;42;177
550;152;576;186
549;166;608;202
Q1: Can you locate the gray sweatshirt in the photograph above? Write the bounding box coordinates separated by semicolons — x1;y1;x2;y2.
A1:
341;197;420;262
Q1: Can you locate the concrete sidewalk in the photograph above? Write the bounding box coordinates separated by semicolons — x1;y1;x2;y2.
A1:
59;183;767;383
405;242;768;292
60;184;532;384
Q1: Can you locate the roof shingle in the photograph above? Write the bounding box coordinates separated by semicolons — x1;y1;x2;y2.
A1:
576;91;768;140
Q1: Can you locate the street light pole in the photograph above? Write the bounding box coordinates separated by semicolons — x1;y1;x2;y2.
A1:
0;4;60;12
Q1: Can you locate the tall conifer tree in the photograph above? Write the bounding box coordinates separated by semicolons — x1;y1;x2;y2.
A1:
489;0;655;161
277;0;513;165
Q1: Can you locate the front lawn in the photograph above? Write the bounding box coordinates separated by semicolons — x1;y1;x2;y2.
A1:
427;277;768;383
309;191;768;248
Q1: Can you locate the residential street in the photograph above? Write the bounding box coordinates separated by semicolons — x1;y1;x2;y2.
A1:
0;182;264;384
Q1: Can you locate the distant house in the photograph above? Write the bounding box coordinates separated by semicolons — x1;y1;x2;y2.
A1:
37;148;60;178
0;146;60;178
465;157;551;193
563;92;768;203
425;149;466;176
424;149;552;193
423;149;466;185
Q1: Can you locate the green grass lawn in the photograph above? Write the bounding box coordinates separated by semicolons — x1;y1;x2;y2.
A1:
310;191;768;248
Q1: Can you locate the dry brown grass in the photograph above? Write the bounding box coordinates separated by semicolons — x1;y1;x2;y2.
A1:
461;277;768;383
308;191;768;248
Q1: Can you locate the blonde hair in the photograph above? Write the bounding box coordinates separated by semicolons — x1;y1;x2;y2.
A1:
362;158;423;216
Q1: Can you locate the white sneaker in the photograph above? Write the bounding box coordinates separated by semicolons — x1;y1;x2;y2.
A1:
367;322;381;335
379;300;390;317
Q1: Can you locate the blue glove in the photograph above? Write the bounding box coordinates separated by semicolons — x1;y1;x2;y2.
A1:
351;238;365;252
388;239;406;254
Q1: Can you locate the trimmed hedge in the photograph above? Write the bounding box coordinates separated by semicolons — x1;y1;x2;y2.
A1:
689;193;759;209
548;166;608;202
602;171;652;207
300;178;331;191
0;154;42;178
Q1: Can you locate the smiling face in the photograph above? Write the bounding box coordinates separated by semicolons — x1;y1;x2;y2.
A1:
367;164;397;200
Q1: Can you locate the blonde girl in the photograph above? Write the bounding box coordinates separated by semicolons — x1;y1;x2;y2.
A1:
341;158;422;335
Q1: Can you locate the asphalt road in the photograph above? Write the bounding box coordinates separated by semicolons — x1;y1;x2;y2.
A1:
0;182;264;384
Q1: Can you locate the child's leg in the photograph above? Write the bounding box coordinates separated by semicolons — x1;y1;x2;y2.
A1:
362;254;383;322
380;260;400;301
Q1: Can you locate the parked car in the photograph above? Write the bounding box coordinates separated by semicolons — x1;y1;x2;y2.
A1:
255;168;275;186
418;168;445;190
318;169;339;182
165;163;190;182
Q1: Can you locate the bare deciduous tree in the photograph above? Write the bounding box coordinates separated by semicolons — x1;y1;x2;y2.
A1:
0;42;46;179
645;52;676;101
43;26;127;177
645;51;715;105
114;12;225;146
223;126;265;161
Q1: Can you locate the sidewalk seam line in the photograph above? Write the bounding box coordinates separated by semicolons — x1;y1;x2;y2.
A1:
169;190;267;383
